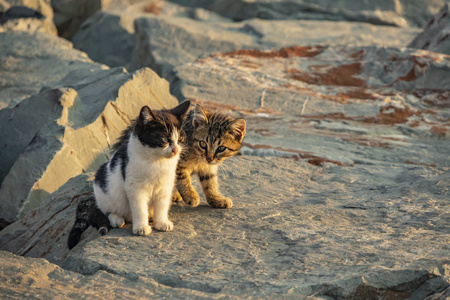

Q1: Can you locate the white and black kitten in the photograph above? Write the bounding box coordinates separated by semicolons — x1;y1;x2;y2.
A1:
67;101;190;249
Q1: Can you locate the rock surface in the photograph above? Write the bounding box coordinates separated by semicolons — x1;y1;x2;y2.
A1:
0;31;105;109
51;0;109;39
0;67;178;225
409;4;450;55
1;0;450;299
130;15;420;78
1;155;449;298
0;3;58;35
71;0;420;76
71;0;230;69
0;250;216;299
169;0;447;27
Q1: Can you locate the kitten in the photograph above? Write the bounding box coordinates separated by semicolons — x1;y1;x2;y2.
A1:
67;101;190;249
173;104;246;208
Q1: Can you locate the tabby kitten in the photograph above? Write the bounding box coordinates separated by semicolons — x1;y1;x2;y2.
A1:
67;101;190;249
173;104;246;208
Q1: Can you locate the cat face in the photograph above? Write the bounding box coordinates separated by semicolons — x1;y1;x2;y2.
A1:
191;105;246;165
135;101;190;159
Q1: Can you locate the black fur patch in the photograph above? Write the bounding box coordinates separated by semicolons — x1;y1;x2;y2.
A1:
199;174;215;181
120;149;129;180
95;162;108;194
67;194;111;250
110;145;129;180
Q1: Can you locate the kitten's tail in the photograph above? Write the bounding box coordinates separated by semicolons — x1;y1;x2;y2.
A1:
67;194;111;250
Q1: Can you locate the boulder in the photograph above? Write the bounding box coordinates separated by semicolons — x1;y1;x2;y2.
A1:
408;4;450;55
0;250;214;298
0;67;178;225
0;31;105;109
204;0;446;27
130;14;420;78
71;0;230;69
0;3;57;35
130;15;257;77
1;155;448;298
172;45;450;147
51;0;110;39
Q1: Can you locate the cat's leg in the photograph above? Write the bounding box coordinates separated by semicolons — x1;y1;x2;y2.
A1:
108;214;125;228
176;168;201;207
198;169;232;208
172;188;183;202
152;189;174;232
126;188;152;236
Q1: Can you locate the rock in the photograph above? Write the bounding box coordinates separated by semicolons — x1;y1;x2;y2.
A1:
0;1;449;298
2;154;448;298
0;67;178;225
408;4;450;55
71;0;231;69
0;31;105;109
130;15;257;77
71;10;135;68
2;0;54;19
0;250;218;298
0;174;96;263
130;14;419;78
0;0;57;35
204;0;446;27
70;0;419;75
172;45;450;161
51;0;118;39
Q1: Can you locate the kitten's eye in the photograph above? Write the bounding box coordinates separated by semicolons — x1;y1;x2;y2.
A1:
178;136;184;143
199;141;207;149
217;146;226;153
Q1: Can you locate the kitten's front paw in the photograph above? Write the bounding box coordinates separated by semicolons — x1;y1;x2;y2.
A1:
133;224;152;236
208;196;233;209
172;192;182;202
108;214;125;228
154;220;174;232
183;194;201;207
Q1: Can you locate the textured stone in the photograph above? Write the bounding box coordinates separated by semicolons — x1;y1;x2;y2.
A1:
0;2;57;35
1;1;449;298
409;4;450;55
201;0;446;27
51;0;110;39
71;0;230;69
0;67;178;224
130;14;419;78
0;250;220;299
0;31;105;109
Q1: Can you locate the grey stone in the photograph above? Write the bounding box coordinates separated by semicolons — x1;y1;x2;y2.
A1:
70;0;230;69
130;14;419;78
408;4;450;55
1;155;448;298
0;67;178;225
0;250;223;299
205;0;446;27
0;0;57;35
0;0;57;33
0;31;105;109
51;0;110;39
130;15;258;77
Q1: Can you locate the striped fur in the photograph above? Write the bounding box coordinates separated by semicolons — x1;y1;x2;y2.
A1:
174;104;246;208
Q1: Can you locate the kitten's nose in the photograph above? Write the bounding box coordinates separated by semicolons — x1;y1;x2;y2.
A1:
206;156;213;163
171;147;178;155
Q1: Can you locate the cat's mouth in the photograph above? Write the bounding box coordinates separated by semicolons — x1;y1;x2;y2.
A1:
166;152;178;159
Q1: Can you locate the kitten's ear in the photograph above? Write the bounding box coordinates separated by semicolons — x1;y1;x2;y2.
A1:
170;100;191;121
193;104;209;128
228;118;246;142
139;106;156;124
